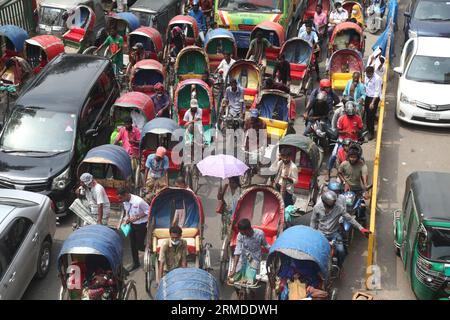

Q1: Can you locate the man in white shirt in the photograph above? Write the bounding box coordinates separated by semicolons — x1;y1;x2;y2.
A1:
216;52;235;81
367;47;386;79
118;188;149;271
298;20;321;79
78;173;110;225
364;66;383;140
270;148;298;207
328;2;349;34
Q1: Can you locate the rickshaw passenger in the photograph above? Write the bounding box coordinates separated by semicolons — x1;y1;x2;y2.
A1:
328;2;349;34
246;31;272;66
314;4;328;37
118;188;149;272
172;177;192;227
188;0;207;42
207;21;218;34
33;51;48;75
297;20;321;80
216;52;235;81
229;219;270;285
152;83;171;118
158;226;188;283
310;191;370;267
95;28;124;74
114;117;141;162
223;78;244;119
77;173;110;225
170;27;185;58
271;148;298;207
273;54;291;86
350;4;365;28
348;33;361;51
145;146;169;196
1;38;18;65
126;42;146;75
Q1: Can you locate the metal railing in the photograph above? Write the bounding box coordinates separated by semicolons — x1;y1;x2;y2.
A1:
0;0;35;32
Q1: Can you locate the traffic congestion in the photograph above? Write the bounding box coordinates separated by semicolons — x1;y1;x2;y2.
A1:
0;0;449;301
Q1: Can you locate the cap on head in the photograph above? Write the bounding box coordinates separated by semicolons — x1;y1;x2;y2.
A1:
154;82;164;91
319;79;331;89
80;173;93;185
190;99;199;109
250;109;259;118
133;42;144;50
156;146;167;157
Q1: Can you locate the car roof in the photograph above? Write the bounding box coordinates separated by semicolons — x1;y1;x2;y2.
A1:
0;189;46;225
39;0;92;9
407;171;450;222
16;54;110;114
131;0;174;12
415;37;450;58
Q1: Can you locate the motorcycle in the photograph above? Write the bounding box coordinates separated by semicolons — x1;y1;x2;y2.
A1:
366;0;384;34
306;118;335;154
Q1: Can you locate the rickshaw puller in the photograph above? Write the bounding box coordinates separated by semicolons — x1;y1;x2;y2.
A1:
310;191;370;267
246;30;272;67
222;78;245;120
298;20;321;80
152;82;171;118
77;173;110;225
170;27;185;59
243;109;267;150
118;188;149;272
215;52;235;81
145;146;169;200
273;54;291;86
188;0;207;42
158;226;188;283
229;219;270;286
114;117;141;168
95;28;124;75
126;42;146;75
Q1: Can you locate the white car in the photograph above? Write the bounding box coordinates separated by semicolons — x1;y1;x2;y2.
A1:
394;36;450;127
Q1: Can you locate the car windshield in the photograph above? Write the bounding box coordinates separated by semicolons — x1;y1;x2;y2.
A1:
429;227;450;261
0;197;38;207
133;11;154;27
39;6;64;26
0;107;76;153
405;55;450;84
218;0;283;13
414;1;450;20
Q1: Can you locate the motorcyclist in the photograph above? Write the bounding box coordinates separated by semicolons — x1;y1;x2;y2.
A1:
337;101;364;141
188;0;207;43
303;90;331;135
310;190;370;267
304;79;339;122
338;145;369;193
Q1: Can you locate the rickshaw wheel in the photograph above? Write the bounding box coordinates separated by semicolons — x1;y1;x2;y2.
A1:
124;280;138;300
59;285;69;300
330;288;338;300
192;168;200;193
264;284;277;300
82;46;98;55
219;240;230;284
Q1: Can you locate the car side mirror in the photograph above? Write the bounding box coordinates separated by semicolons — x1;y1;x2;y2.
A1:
393;67;403;75
404;12;411;18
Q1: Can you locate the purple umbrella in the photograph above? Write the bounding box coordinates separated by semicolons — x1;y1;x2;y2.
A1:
196;154;249;179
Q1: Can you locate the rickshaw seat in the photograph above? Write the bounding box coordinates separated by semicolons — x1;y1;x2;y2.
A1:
63;27;86;43
296;167;313;190
260;117;288;139
152;228;200;254
244;88;258;97
331;73;352;90
105;187;121;203
178;108;211;126
290;64;307;81
266;48;279;62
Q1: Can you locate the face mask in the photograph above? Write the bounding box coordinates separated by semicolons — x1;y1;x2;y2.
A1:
352;10;358;15
171;239;180;246
157;93;163;98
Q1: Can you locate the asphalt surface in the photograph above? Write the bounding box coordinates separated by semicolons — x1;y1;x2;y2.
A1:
22;0;449;300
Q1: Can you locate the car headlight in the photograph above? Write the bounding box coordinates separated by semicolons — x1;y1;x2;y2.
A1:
400;93;416;106
52;167;71;191
408;29;418;38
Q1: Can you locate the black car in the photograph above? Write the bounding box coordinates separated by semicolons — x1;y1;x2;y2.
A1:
0;54;120;216
129;0;182;40
404;0;450;40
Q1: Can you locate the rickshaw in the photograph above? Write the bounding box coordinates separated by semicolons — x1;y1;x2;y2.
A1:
174;46;209;85
143;187;210;298
280;38;314;95
136;118;182;195
24;36;65;72
303;0;332;21
105;12;141;52
129;59;166;96
328;48;364;91
62;4;96;53
265;225;337;300
165;15;199;49
0;25;29;65
109;91;156;144
76;144;133;229
219;185;284;298
253;89;296;141
277;134;322;216
156;268;219;300
204;28;237;72
128;27;163;61
249;21;285;75
58;225;137;300
393;171;450;300
328;22;365;56
226;59;262;108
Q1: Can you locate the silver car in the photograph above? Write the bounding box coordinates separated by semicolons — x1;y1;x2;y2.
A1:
0;189;56;300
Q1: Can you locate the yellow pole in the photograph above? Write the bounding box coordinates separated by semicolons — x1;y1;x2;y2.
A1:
365;19;394;289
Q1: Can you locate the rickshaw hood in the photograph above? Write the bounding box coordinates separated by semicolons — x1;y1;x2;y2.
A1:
0;25;29;52
129;27;163;52
25;35;65;61
268;225;331;278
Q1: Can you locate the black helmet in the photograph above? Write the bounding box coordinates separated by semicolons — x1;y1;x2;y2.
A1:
328;181;344;193
344;101;356;116
321;190;337;207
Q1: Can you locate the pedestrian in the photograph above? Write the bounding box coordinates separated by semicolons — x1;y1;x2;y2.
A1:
145;146;170;199
217;176;242;218
76;173;110;225
363;66;382;140
271;148;298;207
157;225;188;283
114;117;141;168
95;28;124;74
152;82;171;118
118;188;149;272
273;53;291;86
215;52;235;80
367;47;386;79
328;2;348;34
246;30;272;66
342;71;366;114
